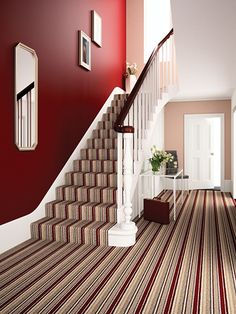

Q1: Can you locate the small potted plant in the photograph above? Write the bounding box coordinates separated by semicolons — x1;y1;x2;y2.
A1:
149;146;173;174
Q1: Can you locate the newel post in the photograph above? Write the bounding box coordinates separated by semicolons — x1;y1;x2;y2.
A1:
120;126;136;231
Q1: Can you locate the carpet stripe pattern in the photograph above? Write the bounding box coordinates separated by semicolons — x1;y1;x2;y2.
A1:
0;190;235;313
30;94;127;246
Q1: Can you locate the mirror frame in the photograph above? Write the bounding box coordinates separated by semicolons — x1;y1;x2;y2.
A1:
15;42;38;151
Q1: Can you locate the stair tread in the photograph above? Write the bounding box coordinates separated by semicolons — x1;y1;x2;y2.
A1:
45;200;116;222
32;216;115;225
66;171;116;175
74;159;117;161
57;184;117;190
56;184;117;203
73;159;117;173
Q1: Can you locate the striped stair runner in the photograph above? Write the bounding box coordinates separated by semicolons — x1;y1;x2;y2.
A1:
31;94;127;246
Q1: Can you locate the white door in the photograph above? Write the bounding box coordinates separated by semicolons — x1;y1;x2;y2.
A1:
184;114;223;190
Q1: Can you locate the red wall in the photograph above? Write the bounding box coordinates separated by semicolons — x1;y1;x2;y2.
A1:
0;0;126;224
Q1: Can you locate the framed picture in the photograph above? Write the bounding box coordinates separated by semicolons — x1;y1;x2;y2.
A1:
91;10;102;47
79;30;91;71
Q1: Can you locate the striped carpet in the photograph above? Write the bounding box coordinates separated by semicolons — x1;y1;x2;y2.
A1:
0;190;235;313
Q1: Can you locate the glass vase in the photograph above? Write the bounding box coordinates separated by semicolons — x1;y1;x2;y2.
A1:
150;161;161;174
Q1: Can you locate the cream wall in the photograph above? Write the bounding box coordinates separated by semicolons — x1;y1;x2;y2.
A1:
164;100;231;180
126;0;144;77
126;0;172;77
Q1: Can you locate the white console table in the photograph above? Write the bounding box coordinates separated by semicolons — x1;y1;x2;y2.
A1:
140;168;184;220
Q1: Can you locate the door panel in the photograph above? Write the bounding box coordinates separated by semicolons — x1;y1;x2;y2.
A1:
185;115;222;189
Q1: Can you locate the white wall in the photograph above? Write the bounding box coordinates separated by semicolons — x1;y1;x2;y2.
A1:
171;0;236;100
144;0;172;62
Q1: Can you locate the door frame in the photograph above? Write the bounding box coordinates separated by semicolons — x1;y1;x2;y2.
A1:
184;113;225;190
233;107;236;198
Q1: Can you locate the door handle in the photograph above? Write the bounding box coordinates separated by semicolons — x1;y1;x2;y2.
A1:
210;153;214;156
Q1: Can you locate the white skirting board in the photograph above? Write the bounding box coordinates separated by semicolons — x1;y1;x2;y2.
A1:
164;179;232;193
0;87;125;254
222;180;232;193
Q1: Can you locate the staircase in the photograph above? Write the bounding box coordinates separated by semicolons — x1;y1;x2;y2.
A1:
31;94;127;246
30;28;177;248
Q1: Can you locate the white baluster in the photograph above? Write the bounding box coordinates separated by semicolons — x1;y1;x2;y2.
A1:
170;36;173;85
167;39;170;86
138;92;142;159
173;37;176;85
133;98;138;163
117;133;123;223
121;132;136;230
164;42;167;91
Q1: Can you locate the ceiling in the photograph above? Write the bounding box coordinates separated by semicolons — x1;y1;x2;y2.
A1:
171;0;236;100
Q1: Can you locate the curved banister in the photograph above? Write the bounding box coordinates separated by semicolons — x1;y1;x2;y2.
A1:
114;28;174;133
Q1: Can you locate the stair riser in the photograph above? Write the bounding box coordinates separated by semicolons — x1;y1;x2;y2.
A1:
46;201;116;222
68;203;116;222
87;138;117;149
107;106;122;115
65;172;117;187
56;186;117;203
97;121;114;130
80;149;117;161
113;94;128;101
31;219;109;245
92;129;117;139
102;113;118;122
73;160;117;173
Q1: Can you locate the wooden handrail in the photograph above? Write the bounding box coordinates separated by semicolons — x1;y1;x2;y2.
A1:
17;82;34;101
114;28;174;133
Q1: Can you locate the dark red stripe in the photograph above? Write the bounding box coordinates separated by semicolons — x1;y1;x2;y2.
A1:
213;191;228;314
81;221;94;244
96;221;108;246
191;190;206;313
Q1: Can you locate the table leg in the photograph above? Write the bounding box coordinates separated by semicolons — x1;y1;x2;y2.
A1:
152;175;156;198
173;177;176;220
